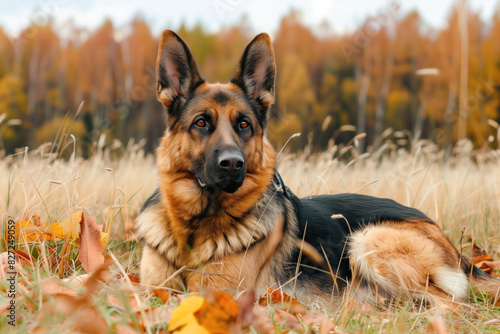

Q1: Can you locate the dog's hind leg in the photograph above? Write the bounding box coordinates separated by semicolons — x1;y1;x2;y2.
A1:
348;223;468;306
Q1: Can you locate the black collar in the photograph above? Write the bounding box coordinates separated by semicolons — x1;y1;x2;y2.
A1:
272;169;291;199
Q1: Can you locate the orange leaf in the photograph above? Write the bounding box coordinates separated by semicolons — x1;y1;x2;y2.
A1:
195;290;239;333
258;288;301;307
78;212;105;273
471;242;500;277
12;249;33;265
472;254;494;266
153;288;171;304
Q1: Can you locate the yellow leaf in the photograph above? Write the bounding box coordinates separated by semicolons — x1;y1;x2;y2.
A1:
59;211;83;238
16;220;43;242
48;222;64;239
100;232;108;245
169;296;208;333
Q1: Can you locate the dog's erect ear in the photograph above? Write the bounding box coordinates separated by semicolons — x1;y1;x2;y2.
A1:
232;33;275;125
156;30;204;112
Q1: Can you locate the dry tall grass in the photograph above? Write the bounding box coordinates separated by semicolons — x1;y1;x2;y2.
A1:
1;133;500;332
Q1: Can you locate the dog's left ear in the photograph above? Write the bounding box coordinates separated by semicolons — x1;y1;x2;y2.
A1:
232;33;275;124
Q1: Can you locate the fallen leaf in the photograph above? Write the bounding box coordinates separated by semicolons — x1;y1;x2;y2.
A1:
84;258;114;296
12;248;32;263
78;212;105;273
251;306;275;334
428;317;449;334
153;288;171;304
11;212;107;244
258;288;302;308
471;243;500;277
49;295;108;334
168;296;208;334
115;325;141;334
15;217;44;242
60;211;84;238
108;294;142;313
63;274;92;289
48;221;64;239
196;290;239;333
236;290;255;327
40;278;79;297
274;309;304;332
116;273;141;284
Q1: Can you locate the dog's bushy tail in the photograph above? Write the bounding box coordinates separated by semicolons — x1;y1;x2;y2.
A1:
468;264;500;306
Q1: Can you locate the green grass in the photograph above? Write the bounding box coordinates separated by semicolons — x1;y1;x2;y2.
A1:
1;136;499;333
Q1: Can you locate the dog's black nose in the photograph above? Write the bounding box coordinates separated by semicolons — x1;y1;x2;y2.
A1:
218;151;244;172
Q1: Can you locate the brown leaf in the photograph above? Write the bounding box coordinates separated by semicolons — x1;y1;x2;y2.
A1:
51;295;108;334
428;317;449;334
84;258;114;296
79;212;105;273
115;325;141;334
108;294;142;313
236;290;255;327
274;309;304;332
12;248;33;264
250;306;274;334
40;278;79;297
63;274;92;289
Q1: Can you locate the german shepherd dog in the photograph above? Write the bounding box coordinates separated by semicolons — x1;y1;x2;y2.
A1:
137;30;500;306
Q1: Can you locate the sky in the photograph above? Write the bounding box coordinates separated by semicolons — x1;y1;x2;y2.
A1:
0;0;498;39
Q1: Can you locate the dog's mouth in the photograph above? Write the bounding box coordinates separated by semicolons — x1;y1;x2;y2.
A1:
197;176;243;195
197;178;206;188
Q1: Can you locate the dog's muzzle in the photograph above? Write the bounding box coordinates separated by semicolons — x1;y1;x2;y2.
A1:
197;149;246;195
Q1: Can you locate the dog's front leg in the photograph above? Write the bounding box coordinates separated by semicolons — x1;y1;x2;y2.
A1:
140;245;184;294
186;216;285;295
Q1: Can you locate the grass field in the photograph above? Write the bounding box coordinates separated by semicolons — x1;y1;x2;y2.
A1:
1;134;500;333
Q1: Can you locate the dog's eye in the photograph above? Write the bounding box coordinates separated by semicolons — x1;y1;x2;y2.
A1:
195;118;207;128
239;121;249;129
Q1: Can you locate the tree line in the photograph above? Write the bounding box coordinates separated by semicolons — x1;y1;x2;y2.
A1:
0;4;499;155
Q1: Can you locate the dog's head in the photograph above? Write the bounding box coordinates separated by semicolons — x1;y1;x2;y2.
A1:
155;30;276;196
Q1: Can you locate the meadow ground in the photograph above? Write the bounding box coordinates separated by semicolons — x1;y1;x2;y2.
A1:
1;133;500;333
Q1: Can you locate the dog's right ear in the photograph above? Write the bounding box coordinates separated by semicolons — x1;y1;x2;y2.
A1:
156;30;204;114
231;33;275;127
